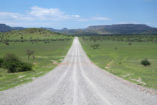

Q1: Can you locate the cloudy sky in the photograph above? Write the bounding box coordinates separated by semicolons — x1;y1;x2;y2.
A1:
0;0;156;29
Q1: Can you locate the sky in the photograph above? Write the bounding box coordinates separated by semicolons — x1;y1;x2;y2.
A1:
0;0;156;29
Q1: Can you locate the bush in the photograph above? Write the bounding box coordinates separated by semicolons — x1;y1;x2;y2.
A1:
2;54;32;73
18;62;32;72
0;58;3;67
5;61;19;73
141;59;151;66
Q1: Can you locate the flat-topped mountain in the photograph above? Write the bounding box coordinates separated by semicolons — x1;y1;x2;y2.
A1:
86;24;157;34
52;24;157;35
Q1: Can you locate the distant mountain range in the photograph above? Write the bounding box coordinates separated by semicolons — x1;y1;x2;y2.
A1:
49;24;157;35
86;24;157;35
1;23;157;35
0;24;24;32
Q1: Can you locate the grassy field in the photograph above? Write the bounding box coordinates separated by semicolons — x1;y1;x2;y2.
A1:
0;29;73;91
0;28;70;41
80;36;157;89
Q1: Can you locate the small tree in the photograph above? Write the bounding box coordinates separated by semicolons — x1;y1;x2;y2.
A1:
26;49;34;60
20;36;24;42
141;59;151;66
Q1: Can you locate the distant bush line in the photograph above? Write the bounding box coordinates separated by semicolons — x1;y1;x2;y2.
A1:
80;34;157;42
0;38;71;42
0;38;72;45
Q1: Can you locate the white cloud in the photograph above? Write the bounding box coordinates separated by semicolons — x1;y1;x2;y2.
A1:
0;6;110;28
28;6;82;21
30;6;62;17
29;6;68;20
0;6;82;21
72;15;80;18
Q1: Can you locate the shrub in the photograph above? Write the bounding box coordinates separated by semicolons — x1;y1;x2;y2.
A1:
18;62;32;72
5;61;19;73
2;54;32;73
0;58;3;67
141;59;151;66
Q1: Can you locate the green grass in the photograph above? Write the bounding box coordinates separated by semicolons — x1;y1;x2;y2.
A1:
0;29;73;91
0;41;72;90
80;37;157;90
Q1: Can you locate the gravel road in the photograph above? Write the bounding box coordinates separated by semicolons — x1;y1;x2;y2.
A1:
0;37;157;105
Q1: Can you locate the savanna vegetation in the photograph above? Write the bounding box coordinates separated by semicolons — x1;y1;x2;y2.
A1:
80;35;157;89
0;28;73;90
